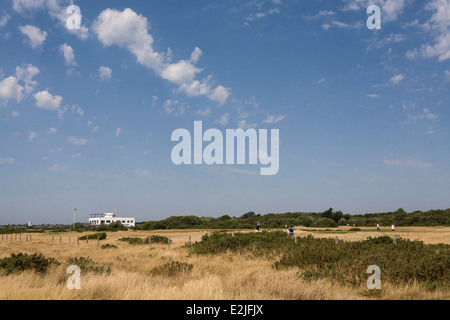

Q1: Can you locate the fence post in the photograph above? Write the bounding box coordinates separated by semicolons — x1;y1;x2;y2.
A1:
232;232;235;238
30;235;32;241
97;236;100;246
60;236;62;244
393;236;397;246
19;234;21;241
295;236;297;244
148;236;151;248
168;237;170;250
189;235;191;247
86;236;88;245
26;235;28;242
77;238;79;245
335;236;339;245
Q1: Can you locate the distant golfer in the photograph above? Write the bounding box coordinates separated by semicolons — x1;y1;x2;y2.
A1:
288;226;294;238
391;224;396;232
376;223;380;231
255;222;261;233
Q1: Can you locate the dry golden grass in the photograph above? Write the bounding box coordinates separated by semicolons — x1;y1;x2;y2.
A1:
0;227;448;300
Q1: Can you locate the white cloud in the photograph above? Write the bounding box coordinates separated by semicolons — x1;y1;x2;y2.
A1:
384;156;432;168
98;66;112;81
323;19;363;30
59;43;77;67
366;94;380;98
19;25;47;49
238;120;257;129
407;108;438;121
48;164;70;172
315;78;326;84
263;115;285;124
28;131;37;142
0;11;11;27
0;157;14;165
342;0;411;22
161;60;202;85
303;10;336;20
0;64;40;105
10;110;20;117
115;128;122;137
163;99;177;115
0;76;24;105
190;47;203;64
178;76;230;105
216;113;230;126
15;64;39;94
390;74;405;84
367;33;407;50
246;7;280;22
71;105;84;116
67;136;88;146
134;168;152;177
34;90;62;111
12;0;46;13
47;127;57;134
426;127;436;135
14;0;89;40
408;0;450;62
194;107;212;117
93;8;229;104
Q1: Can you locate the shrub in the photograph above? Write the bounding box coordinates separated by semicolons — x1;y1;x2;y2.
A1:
78;232;107;241
94;222;128;232
0;253;60;275
118;235;170;245
189;232;449;289
101;244;118;249
150;261;193;277
0;227;23;234
274;236;450;288
67;257;111;275
311;217;338;228
189;231;292;255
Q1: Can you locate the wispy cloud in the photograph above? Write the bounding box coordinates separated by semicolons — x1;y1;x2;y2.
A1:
0;157;14;165
384;156;432;168
67;136;88;146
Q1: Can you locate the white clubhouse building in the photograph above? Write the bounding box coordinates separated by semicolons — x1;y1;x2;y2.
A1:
88;212;135;228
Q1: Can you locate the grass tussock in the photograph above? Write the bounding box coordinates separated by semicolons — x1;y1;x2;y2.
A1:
0;228;448;300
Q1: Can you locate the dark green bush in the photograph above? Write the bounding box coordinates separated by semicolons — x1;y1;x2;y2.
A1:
118;235;170;245
189;231;449;289
0;227;23;234
101;244;118;249
0;253;60;275
189;231;292;255
150;261;193;277
67;257;111;275
274;236;449;288
93;222;128;232
78;232;107;241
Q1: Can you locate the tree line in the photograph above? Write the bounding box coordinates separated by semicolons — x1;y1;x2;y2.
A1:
134;208;450;230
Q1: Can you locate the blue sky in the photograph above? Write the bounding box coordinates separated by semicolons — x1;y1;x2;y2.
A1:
0;0;449;224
